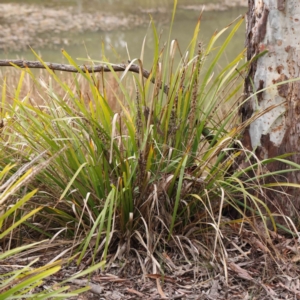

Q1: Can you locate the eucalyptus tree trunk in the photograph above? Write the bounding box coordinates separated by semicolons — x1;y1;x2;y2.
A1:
242;0;300;217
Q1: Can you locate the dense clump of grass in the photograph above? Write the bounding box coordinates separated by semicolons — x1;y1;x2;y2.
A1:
1;2;300;298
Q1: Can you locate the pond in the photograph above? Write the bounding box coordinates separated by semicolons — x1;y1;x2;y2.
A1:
0;0;247;67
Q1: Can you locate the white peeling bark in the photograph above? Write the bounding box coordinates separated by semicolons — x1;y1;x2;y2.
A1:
242;0;300;216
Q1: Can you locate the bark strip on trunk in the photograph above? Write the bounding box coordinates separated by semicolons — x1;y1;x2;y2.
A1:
242;0;300;218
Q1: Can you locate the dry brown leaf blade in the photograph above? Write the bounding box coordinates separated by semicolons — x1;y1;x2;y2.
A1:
126;288;145;297
228;262;253;281
156;278;167;299
145;274;176;283
251;237;270;253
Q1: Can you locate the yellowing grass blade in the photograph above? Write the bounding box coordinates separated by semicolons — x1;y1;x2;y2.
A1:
0;189;37;230
0;207;43;239
0;266;61;299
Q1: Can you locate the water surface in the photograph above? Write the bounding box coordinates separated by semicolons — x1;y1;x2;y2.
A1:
0;1;247;66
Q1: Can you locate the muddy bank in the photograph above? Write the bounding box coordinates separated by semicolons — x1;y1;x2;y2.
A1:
0;1;247;52
179;0;247;11
0;3;147;51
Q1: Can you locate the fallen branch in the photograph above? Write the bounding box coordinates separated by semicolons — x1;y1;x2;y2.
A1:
0;59;169;95
0;59;138;74
0;59;214;142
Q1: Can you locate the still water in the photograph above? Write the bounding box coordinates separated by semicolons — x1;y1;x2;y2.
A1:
0;0;247;66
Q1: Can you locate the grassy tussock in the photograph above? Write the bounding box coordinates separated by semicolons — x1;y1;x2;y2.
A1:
1;5;300;298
